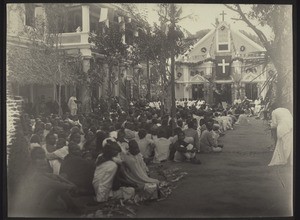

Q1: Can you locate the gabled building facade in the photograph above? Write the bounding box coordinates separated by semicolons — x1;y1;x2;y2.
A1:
175;20;275;105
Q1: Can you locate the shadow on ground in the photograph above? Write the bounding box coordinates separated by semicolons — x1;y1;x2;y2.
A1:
135;118;293;218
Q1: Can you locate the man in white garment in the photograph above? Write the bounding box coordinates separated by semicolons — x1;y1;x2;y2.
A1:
68;94;78;116
268;104;293;166
254;98;261;115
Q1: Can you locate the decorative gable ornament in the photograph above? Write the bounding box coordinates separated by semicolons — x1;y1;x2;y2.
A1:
201;47;207;53
243;72;258;81
245;67;257;74
190;74;208;83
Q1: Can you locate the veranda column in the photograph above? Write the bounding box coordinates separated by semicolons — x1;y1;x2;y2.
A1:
182;65;189;99
231;59;242;100
240;82;246;100
80;47;92;114
203;60;213;104
82;5;90;32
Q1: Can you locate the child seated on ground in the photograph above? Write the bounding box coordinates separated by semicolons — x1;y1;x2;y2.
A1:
173;130;201;164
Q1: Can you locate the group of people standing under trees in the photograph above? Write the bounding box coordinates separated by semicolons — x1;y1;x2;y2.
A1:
10;93;293;217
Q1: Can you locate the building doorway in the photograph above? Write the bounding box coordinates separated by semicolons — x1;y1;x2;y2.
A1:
214;83;232;104
192;84;204;100
245;83;258;100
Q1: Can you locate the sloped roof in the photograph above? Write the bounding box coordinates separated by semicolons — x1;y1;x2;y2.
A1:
176;21;266;64
231;29;266;53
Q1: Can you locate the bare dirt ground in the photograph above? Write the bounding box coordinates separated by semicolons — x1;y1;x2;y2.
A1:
135;117;293;218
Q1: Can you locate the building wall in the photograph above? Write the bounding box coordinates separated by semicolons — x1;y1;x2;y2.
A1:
175;84;184;100
7;4;25;36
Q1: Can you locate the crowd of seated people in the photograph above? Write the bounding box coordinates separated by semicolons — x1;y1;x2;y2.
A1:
14;96;269;216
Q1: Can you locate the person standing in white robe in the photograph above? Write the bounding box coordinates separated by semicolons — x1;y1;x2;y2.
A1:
268;106;293;166
68;94;78;116
254;98;261;115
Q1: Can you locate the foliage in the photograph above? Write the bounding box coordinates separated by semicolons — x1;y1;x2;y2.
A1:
224;4;293;110
7;4;82;86
89;23;128;65
7;45;81;86
239;30;263;47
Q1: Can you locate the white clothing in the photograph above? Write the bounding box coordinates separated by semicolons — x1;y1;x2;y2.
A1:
68;96;78;116
269;108;293;166
93;160;135;202
29;143;41;151
236;114;249;125
153;138;171;162
42;145;68;175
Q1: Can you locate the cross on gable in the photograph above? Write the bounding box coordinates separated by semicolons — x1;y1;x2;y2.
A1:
220;11;227;21
218;59;230;74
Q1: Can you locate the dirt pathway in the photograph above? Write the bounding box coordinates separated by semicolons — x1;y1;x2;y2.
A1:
136;118;293;218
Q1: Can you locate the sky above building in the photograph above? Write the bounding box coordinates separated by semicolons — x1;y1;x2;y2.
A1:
135;4;276;39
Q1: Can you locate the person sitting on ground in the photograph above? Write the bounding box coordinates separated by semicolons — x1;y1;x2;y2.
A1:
93;130;108;159
211;124;221;146
184;118;200;152
157;117;172;139
135;129;154;164
169;127;183;160
12;147;78;217
34;124;45;145
227;111;237;125
29;134;41;151
200;122;223;153
42;132;57;154
124;122;136;141
59;142;95;196
116;129;129;154
220;112;233;131
122;140;159;185
68;130;81;146
173;130;201;164
43;134;69;175
93;140;135;203
153;130;171;163
121;140;160;201
82;130;96;157
43;123;52;140
235;110;250;125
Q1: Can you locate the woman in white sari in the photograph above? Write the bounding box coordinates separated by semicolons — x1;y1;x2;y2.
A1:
268;105;293;166
93;140;135;203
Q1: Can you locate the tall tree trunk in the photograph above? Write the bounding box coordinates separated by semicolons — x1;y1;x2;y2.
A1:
146;58;151;100
58;64;62;116
170;3;176;134
81;59;91;114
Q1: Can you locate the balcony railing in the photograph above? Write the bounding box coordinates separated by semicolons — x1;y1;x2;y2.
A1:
59;32;90;45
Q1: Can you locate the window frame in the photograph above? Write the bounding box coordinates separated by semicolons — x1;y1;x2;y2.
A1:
216;25;231;53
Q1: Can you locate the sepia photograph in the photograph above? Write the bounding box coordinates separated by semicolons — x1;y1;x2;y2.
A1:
5;3;294;218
